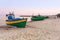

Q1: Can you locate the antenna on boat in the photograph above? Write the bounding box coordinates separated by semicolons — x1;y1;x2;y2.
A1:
38;13;40;16
6;12;11;17
12;11;15;18
12;11;15;16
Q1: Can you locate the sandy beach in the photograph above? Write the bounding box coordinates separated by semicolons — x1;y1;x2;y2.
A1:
0;18;60;40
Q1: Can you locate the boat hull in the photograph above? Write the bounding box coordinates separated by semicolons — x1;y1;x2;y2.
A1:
31;16;45;21
6;19;27;28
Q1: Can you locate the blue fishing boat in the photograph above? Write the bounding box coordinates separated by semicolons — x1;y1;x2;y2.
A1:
6;12;27;28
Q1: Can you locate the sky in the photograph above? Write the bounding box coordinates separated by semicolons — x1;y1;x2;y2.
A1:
0;0;60;15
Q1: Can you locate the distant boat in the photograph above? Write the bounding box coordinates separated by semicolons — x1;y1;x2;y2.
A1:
31;15;46;21
6;12;27;28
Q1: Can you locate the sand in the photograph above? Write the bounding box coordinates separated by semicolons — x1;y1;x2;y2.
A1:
0;18;60;40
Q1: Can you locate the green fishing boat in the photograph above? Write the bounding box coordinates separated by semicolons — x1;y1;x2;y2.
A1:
31;15;46;21
6;12;27;28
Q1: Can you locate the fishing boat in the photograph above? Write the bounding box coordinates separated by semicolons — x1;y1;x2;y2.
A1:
31;15;46;21
6;12;27;28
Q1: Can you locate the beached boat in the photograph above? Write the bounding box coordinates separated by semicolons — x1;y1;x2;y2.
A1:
6;12;27;28
31;15;45;21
